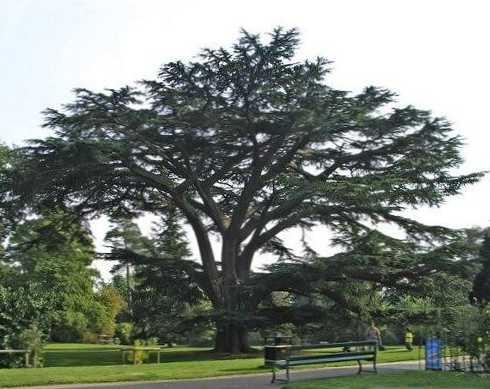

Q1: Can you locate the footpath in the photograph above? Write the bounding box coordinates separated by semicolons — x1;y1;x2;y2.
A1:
15;360;423;389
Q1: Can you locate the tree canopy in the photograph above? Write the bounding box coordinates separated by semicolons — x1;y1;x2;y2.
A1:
129;209;205;344
471;229;490;306
2;28;482;352
1;210;123;343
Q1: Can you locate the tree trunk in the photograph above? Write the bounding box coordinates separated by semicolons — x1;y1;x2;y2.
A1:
211;234;253;354
214;323;250;354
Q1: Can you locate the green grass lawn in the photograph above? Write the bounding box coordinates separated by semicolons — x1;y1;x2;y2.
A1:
0;344;424;387
42;343;423;368
284;371;490;388
43;343;220;366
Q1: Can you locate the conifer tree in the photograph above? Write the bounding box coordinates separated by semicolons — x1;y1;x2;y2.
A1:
105;219;150;315
471;230;490;305
131;207;202;344
4;28;482;352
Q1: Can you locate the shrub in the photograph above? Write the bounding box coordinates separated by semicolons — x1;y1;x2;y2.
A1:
247;331;264;346
459;308;490;371
115;322;134;345
187;328;215;347
0;285;51;368
18;324;44;368
380;328;400;346
126;338;159;365
81;331;98;344
0;324;45;368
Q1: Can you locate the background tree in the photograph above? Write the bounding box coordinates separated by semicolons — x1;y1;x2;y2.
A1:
4;28;482;353
0;144;15;248
113;208;205;345
93;284;125;337
471;229;490;305
0;284;53;367
5;211;106;342
0;145;53;365
253;229;476;341
105;219;151;316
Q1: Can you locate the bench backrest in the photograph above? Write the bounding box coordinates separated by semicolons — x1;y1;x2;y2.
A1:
290;340;377;352
287;340;377;359
288;350;375;361
0;349;29;354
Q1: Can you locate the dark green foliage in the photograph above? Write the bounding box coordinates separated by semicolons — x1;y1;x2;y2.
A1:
114;322;133;345
93;284;125;337
471;230;490;305
0;144;15;241
111;274;132;319
257;230;475;317
6;211;94;274
0;285;53;367
134;208;198;301
105;219;151;317
105;219;152;255
2;28;482;352
149;208;191;259
2;211;115;343
109;208;205;344
18;324;44;367
249;228;480;346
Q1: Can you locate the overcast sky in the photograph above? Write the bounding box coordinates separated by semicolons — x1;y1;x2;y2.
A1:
1;0;489;279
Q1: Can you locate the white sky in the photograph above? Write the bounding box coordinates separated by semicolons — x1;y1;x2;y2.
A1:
1;0;489;280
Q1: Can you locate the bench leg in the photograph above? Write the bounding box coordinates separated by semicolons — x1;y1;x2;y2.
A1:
357;360;362;374
271;365;290;384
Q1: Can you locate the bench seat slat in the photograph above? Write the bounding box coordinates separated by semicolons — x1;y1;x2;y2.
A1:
289;351;374;361
289;354;374;365
274;354;374;368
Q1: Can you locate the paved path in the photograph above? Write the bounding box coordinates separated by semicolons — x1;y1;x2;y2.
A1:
18;361;423;389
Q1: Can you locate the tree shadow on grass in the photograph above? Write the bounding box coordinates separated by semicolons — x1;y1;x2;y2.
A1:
44;349;264;367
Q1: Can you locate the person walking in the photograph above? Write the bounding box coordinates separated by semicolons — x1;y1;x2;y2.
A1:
404;328;414;351
367;322;384;350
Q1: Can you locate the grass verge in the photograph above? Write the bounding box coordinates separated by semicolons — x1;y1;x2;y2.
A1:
0;344;424;387
284;371;490;388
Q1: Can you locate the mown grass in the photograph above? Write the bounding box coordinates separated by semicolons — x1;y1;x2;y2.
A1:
284;371;490;388
43;343;225;366
42;343;423;367
0;358;269;387
0;344;424;387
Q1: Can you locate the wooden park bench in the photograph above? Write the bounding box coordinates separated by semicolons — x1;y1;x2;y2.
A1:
0;349;32;367
268;340;378;383
118;345;162;365
97;334;115;344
